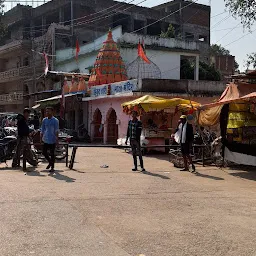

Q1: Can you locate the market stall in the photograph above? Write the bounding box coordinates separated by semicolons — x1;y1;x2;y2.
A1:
122;95;200;152
199;82;256;166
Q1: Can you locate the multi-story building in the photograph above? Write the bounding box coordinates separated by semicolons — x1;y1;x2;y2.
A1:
210;55;236;80
0;0;211;112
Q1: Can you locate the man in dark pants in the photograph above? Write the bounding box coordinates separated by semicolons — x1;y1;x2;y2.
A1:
41;107;59;172
176;115;195;172
125;111;145;172
12;108;31;168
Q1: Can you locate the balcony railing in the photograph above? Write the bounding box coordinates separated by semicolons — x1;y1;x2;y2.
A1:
0;66;44;83
0;92;23;105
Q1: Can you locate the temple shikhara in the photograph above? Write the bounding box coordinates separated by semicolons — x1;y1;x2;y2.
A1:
88;30;128;87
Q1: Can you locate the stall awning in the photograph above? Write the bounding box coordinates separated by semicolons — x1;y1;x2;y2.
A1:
199;83;256;126
35;92;83;107
122;95;200;113
32;104;41;110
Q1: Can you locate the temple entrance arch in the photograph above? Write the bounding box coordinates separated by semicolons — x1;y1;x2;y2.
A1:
93;108;103;142
106;108;118;144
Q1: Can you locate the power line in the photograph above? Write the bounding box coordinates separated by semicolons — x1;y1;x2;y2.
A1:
133;0;198;33
211;14;231;29
223;27;256;48
10;0;138;31
212;26;243;32
215;23;241;43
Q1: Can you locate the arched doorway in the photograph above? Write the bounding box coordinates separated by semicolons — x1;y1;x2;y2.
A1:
107;108;118;144
93;109;103;142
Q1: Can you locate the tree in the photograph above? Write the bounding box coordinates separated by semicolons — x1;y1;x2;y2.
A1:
180;59;221;81
160;24;175;38
210;44;230;56
225;0;256;28
245;53;256;69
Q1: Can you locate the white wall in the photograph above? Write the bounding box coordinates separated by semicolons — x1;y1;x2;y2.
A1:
121;48;181;80
55;25;200;80
56;47;184;80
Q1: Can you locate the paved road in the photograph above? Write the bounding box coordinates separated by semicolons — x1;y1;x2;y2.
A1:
0;148;256;256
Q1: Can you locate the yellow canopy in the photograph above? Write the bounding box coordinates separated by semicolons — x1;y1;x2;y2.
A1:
122;95;200;112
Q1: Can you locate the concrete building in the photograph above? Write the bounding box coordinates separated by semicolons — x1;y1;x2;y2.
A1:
55;26;200;81
0;0;210;112
211;55;236;79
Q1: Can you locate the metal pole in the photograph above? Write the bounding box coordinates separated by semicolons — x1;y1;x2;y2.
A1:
71;0;74;36
51;28;55;70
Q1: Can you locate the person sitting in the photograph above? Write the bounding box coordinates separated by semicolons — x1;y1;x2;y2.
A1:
147;119;158;130
159;119;168;130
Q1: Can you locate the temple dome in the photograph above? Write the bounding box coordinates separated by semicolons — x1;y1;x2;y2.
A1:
88;30;128;87
127;57;161;79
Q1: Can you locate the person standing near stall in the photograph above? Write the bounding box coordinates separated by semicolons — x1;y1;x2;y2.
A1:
175;115;195;172
41;107;59;172
125;111;145;172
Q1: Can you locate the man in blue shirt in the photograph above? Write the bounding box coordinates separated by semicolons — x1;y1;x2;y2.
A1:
41;107;59;172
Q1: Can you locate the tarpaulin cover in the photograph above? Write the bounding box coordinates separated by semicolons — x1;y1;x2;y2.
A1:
199;83;256;126
122;95;200;113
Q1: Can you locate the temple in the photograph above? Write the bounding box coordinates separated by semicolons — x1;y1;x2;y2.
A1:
88;30;128;87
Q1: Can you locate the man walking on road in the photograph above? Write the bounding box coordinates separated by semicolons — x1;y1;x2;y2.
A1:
175;115;195;172
12;108;31;168
41;107;59;172
125;111;145;172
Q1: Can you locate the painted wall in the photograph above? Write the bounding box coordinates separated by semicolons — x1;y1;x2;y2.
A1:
88;96;134;143
88;94;220;144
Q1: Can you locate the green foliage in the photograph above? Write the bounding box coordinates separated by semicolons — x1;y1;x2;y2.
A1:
210;44;230;56
160;24;175;38
225;0;256;28
180;59;221;81
246;53;256;69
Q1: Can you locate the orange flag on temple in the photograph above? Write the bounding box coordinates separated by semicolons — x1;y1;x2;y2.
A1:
138;41;150;64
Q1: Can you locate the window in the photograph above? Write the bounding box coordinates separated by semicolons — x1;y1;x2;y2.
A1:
23;57;29;67
185;32;194;40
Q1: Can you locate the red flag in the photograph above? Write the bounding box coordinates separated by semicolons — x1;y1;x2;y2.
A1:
43;52;49;75
138;43;150;64
141;39;145;50
75;39;80;61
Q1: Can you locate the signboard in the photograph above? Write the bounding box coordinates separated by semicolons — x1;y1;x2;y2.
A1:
90;79;138;98
91;84;108;97
111;79;138;95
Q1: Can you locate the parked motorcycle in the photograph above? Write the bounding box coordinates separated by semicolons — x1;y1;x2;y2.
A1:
0;135;17;163
32;130;71;160
72;124;91;142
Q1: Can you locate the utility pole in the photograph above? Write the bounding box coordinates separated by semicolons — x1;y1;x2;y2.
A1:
52;28;55;70
71;0;74;36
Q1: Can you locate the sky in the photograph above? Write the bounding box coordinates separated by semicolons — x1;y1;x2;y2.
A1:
4;0;256;71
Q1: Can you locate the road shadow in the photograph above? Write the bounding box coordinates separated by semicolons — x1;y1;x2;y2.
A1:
230;171;256;181
195;172;224;181
25;169;45;177
140;170;170;180
71;169;85;174
49;170;76;183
